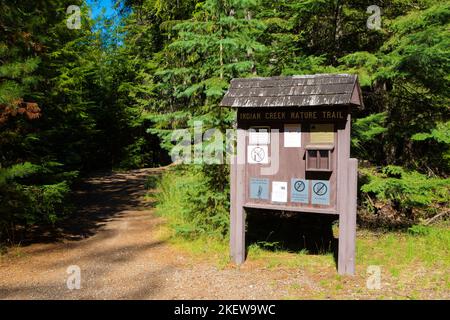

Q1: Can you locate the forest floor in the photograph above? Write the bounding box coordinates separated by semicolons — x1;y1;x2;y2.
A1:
0;168;448;299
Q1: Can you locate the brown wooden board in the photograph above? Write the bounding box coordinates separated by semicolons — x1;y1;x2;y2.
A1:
237;107;349;214
224;74;361;275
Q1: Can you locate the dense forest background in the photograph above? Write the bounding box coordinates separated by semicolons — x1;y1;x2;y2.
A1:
0;0;449;242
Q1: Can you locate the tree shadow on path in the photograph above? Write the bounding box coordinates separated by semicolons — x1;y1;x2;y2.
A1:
19;168;164;246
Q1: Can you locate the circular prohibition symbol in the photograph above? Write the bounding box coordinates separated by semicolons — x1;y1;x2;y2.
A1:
294;180;305;192
250;146;266;163
313;182;328;196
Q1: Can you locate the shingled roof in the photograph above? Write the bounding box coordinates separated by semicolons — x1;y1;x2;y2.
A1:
220;74;363;108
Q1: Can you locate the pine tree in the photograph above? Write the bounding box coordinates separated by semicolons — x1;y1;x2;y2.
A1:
341;1;450;172
0;0;43;125
138;0;266;140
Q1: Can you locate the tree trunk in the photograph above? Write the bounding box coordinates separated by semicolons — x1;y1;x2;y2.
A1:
332;0;343;64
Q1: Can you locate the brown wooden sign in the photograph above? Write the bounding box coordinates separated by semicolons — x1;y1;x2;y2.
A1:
239;109;348;122
221;74;361;275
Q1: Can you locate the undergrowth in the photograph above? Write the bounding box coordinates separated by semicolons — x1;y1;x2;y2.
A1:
154;166;229;239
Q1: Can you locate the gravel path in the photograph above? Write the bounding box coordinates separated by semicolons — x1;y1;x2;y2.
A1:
0;168;307;299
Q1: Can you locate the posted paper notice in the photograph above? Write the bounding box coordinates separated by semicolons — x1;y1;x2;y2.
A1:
284;124;302;147
271;181;288;203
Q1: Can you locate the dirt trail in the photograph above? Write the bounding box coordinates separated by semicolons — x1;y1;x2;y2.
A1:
0;168;307;299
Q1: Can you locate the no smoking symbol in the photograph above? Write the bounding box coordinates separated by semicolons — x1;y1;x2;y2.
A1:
251;147;265;163
294;181;305;192
313;182;327;196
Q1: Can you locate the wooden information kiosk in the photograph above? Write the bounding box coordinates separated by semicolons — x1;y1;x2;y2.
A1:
221;74;362;275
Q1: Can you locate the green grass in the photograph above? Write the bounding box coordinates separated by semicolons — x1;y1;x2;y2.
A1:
356;225;450;269
144;174;160;189
168;235;230;269
152;169;196;226
152;168;229;239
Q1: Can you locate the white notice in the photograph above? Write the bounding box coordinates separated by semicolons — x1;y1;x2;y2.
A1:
284;124;301;147
271;181;288;203
249;129;270;145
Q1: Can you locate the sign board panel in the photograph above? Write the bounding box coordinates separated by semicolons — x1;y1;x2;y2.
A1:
249;178;269;200
310;124;334;143
311;180;330;205
239;110;348;122
284;124;302;147
247;145;269;164
225;74;362;274
271;181;288;203
291;178;309;203
249;127;270;145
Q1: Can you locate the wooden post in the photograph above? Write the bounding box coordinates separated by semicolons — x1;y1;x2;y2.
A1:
229;154;237;259
230;128;246;264
337;113;350;274
338;158;358;275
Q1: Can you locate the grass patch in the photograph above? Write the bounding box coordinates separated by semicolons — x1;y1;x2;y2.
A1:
144;174;160;189
168;235;230;269
356;225;450;269
153;167;228;239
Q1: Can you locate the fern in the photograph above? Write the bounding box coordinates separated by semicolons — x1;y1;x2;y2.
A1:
412;121;450;144
0;162;75;238
0;162;41;185
351;113;387;159
360;167;450;217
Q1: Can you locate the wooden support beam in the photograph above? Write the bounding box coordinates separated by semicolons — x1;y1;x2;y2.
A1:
229;154;237;260
230;129;246;264
338;158;358;275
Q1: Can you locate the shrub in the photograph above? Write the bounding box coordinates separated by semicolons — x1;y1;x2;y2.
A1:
144;174;160;189
154;166;229;239
407;225;431;236
360;166;450;225
0;162;76;242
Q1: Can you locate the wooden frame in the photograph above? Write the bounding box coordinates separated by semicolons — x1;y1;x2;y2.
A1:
223;74;361;275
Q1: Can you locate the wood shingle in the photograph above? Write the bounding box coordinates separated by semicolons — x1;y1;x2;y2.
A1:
220;74;363;108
